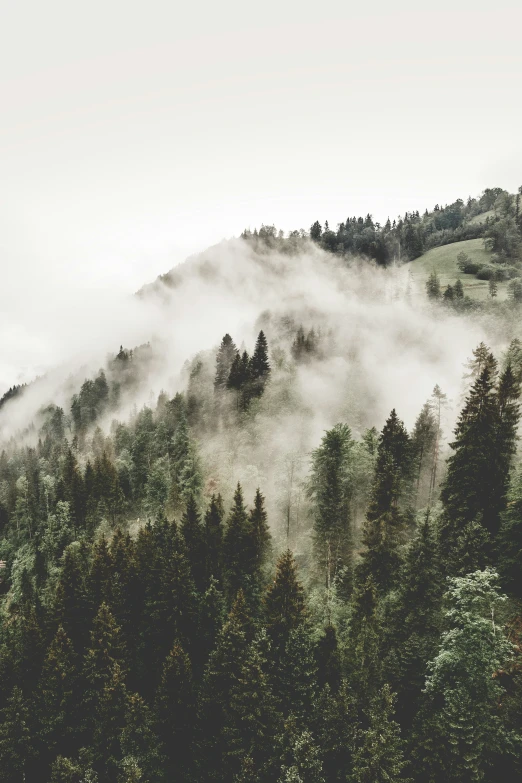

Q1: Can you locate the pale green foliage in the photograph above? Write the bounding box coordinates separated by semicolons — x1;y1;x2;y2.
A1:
414;569;520;782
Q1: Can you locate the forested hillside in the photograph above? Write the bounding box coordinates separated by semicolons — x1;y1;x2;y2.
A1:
0;187;522;783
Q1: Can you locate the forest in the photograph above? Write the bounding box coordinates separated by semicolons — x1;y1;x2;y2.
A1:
0;187;522;783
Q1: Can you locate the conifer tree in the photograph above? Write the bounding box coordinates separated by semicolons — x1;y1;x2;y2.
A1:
350;684;409;783
225;632;281;781
38;626;78;764
308;424;354;591
440;354;520;563
316;624;342;693
383;512;443;727
214;334;238;391
357;410;412;593
264;550;306;657
346;577;382;712
0;686;36;783
119;693;164;782
278;724;325;783
180;493;206;591
411;402;437;507
250;330;271;395
204;494;225;586
223;483;253;601
498;466;522;597
412;570;519;783
154;643;195;782
53;544;91;655
249;488;271;587
199;591;253;782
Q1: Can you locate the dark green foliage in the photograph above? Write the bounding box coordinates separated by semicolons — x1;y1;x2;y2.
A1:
440;351;521;568
308;424;355;590
350;684;409;783
498;467;522;596
154;643;195;781
0;686;36;782
223;483;253;601
205;493;225;586
264;549;306;656
215;334;238;391
357;409;412;593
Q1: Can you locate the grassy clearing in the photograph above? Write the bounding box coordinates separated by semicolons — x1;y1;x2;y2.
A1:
406;238;509;301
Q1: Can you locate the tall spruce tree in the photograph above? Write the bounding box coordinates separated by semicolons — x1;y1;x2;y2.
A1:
264;550;306;657
350;684;409;783
215;334;238;391
357;410;412;593
154;643;195;782
412;569;519;783
204;493;225;586
440;353;520;566
223;483;254;602
308;424;354;591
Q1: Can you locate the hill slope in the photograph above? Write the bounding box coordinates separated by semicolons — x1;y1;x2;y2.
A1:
406;238;509;300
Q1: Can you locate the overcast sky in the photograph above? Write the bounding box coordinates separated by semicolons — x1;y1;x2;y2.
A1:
1;0;521;388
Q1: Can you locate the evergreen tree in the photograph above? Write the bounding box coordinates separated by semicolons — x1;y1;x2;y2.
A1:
498;466;522;597
0;686;36;783
223;483;254;601
37;626;78;765
199;592;253;782
346;577;382;712
180;493;206;591
53;544;91;655
383;512;443;727
154;643;195;782
249;488;271;588
225;632;281;780
411;402;437;508
440;354;520;563
308;424;354;591
426;271;441;299
357;410;412;593
204;494;225;586
454;278;464;299
350;684;409;783
412;570;520;783
278;724;325;783
250;330;271;396
215;334;238;391
264;550;306;656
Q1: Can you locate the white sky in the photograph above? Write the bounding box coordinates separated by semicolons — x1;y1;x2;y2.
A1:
1;0;521;388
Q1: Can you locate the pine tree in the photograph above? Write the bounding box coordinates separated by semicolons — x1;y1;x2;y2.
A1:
225;632;281;780
264;550;306;656
180;493;206;591
440;354;520;563
350;684;409;783
498;466;522;597
278;724;325;783
223;483;254;601
154;643;195;781
249;488;271;588
308;424;354;591
119;693;164;782
215;334;238;391
316;624;342;693
412;570;519;783
357;410;412;593
0;686;36;783
53;544;91;655
411;403;437;508
199;592;253;782
346;577;382;712
37;626;78;764
250;330;271;392
426;271;441;299
383;512;443;727
204;494;225;586
454;278;464;299
81;603;128;750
